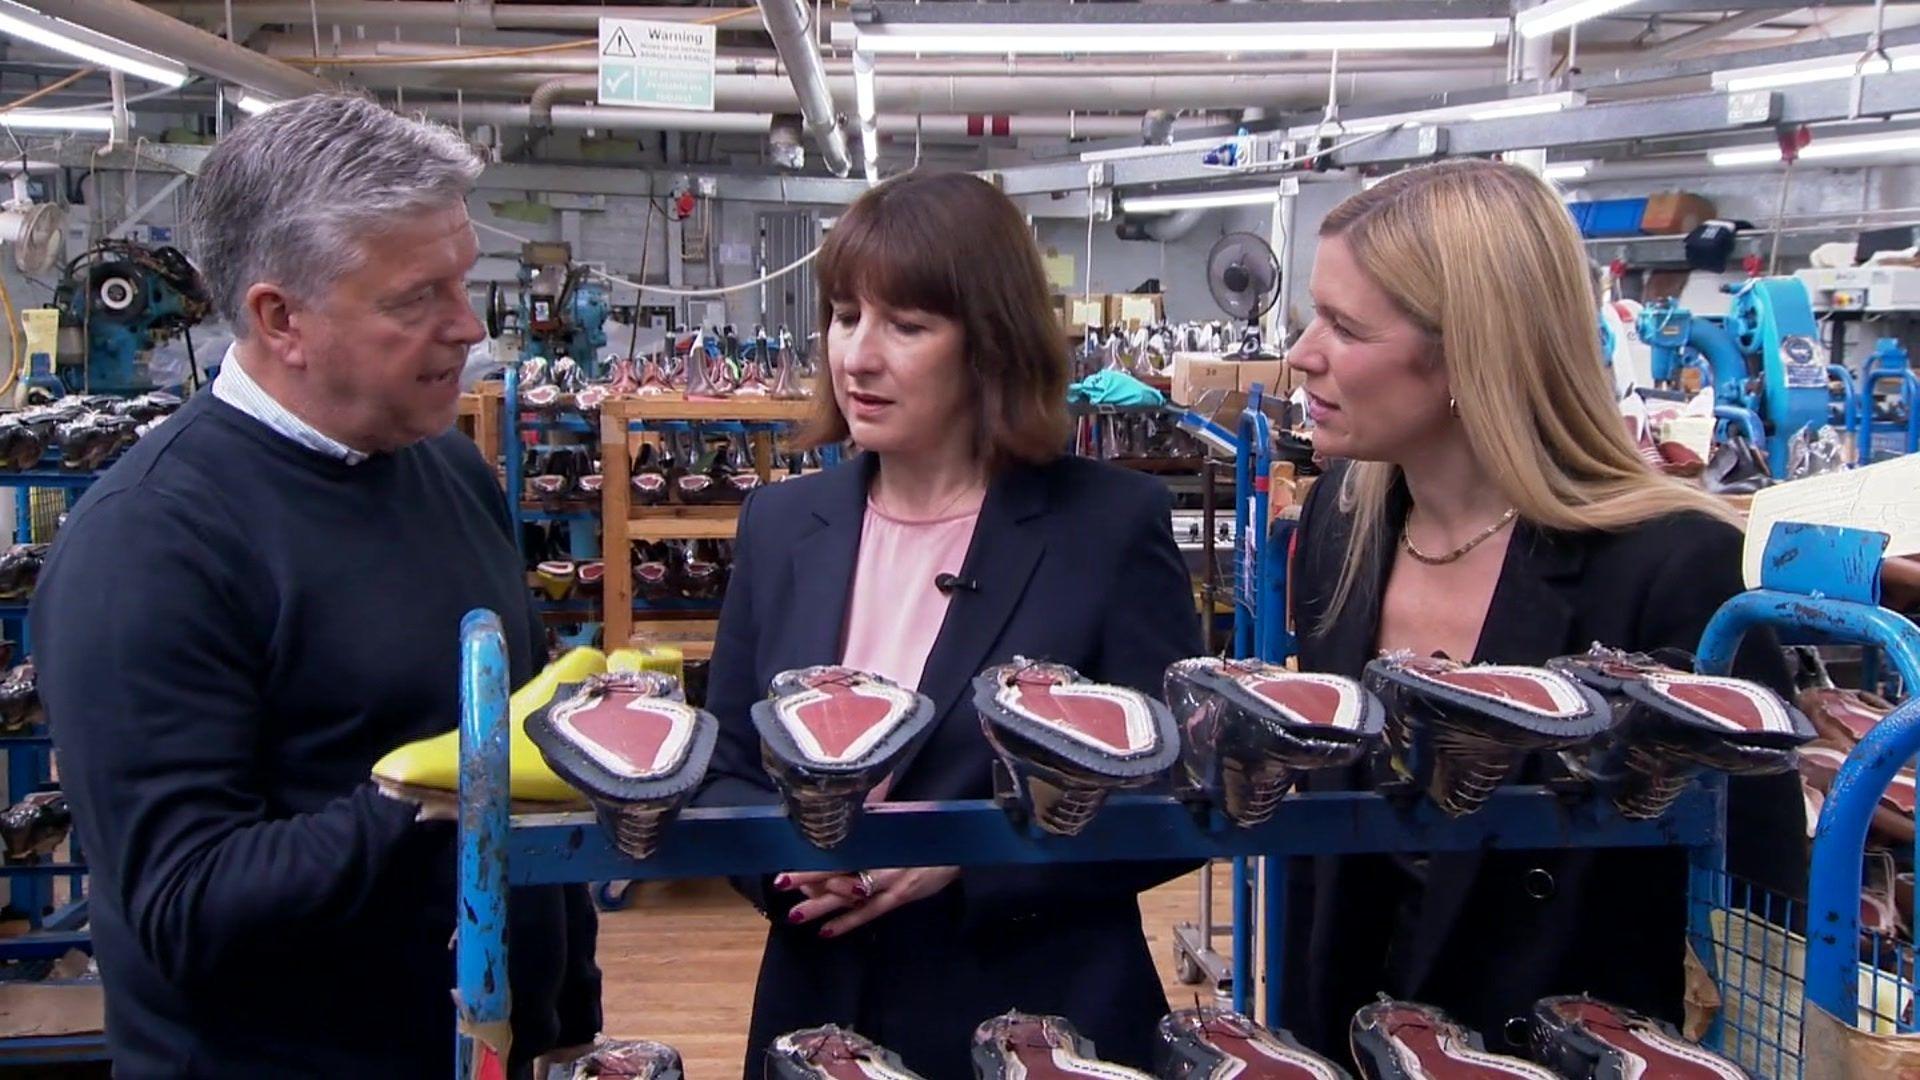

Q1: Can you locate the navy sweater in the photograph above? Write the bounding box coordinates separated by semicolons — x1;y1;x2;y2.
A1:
30;392;599;1078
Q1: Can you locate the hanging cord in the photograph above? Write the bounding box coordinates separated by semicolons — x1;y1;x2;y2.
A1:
0;69;96;114
624;199;664;359
0;268;20;400
1851;0;1891;120
1083;171;1095;304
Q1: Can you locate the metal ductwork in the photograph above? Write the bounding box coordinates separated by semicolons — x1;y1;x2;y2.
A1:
755;0;852;177
35;0;329;99
415;102;1176;141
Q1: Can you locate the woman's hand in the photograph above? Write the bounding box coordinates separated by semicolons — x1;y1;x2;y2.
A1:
775;867;960;938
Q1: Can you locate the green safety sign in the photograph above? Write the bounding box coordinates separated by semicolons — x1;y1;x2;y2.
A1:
598;17;716;112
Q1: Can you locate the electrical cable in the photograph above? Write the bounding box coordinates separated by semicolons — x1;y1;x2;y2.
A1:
0;268;22;400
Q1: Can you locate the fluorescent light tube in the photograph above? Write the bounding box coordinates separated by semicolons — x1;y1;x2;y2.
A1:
1712;50;1919;93
1123;188;1279;214
0;109;112;132
1289;92;1582;138
845;20;1505;56
1516;0;1645;41
0;0;189;88
235;93;281;116
1543;160;1594;180
1710;131;1920;167
852;52;876;125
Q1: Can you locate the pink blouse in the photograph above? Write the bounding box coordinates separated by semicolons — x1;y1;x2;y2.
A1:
840;501;981;692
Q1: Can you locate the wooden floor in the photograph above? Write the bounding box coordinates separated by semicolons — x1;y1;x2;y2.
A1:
596;869;1233;1076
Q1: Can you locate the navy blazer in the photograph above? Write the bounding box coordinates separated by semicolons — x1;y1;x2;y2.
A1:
1280;463;1805;1066
699;451;1204;1080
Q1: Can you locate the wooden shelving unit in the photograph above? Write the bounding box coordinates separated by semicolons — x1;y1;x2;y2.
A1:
599;395;812;653
456;381;503;465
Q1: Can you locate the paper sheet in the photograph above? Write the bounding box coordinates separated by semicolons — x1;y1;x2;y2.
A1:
1742;453;1920;588
1042;251;1077;290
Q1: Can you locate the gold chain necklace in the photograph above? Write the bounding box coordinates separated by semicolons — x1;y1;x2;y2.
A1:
1400;507;1518;566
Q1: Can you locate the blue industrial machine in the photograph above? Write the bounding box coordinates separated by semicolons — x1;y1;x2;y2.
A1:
52;239;210;396
1635;277;1832;474
1855;337;1919;462
486;241;608;369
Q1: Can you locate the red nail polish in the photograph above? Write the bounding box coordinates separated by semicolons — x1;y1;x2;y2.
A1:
819;927;837;939
787;908;806;924
773;874;792;890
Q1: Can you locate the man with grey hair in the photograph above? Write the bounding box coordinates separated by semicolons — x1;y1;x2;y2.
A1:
30;93;600;1078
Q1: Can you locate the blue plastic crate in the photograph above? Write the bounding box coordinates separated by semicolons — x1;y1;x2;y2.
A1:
1584;197;1649;238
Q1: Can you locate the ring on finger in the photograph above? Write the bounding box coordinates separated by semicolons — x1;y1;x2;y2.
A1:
857;870;877;897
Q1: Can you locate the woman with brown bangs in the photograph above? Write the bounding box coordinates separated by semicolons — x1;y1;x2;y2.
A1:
697;171;1203;1078
1279;159;1805;1067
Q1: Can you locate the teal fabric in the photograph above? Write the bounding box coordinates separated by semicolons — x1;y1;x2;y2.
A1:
1067;370;1167;407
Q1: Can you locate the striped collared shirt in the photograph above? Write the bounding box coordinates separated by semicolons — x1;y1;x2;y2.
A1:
212;344;368;465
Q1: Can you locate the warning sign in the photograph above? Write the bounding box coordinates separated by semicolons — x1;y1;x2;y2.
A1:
603;27;637;58
598;17;715;112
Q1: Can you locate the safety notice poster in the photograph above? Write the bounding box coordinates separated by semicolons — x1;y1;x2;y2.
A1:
599;17;716;112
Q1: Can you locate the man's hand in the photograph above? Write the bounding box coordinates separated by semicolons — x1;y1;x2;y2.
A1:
774;867;960;938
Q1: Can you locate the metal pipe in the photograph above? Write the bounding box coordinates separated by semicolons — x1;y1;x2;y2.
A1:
528;75;574;129
146;1;772;31
416;101;776;134
756;0;852;176
33;0;329;99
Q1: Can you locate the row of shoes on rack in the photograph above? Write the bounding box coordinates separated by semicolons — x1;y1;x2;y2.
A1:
0;544;48;600
509;645;1811;864
0;392;181;472
1073;322;1275;382
516;329;816;410
524;446;604;505
526;541;735;605
631;435;762;506
753;995;1748;1080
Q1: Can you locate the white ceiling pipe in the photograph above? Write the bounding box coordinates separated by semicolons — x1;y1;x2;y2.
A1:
146;1;773;31
756;0;852;177
33;0;329;98
416;101;776;134
873;114;1178;138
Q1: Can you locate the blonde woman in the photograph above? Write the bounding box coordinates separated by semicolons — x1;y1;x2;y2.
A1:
1280;160;1804;1064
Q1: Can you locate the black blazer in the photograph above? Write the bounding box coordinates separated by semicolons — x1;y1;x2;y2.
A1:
1280;463;1806;1066
699;452;1204;1080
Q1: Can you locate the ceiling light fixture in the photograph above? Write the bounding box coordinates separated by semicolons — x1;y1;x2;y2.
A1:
0;108;113;132
1122;188;1280;215
0;0;188;88
1515;0;1646;41
1543;160;1595;180
1709;130;1920;167
1711;50;1920;93
840;20;1506;56
235;93;281;116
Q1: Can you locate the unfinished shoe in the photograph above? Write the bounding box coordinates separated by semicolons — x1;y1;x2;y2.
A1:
972;1011;1152;1080
1349;1001;1557;1080
1165;658;1383;826
1799;686;1894;749
526;671;715;860
1799;745;1914;847
536;560;577;601
0;544;48;599
1549;647;1813;820
0;663;42;733
604;358;641;396
576;561;605;597
1159;1006;1352;1080
1530;996;1750;1079
636;357;675;396
974;659;1178;836
1364;656;1611;816
768;1026;923;1080
0;417;43;471
0;790;70;864
567;1039;684;1079
751;666;935;848
371;646;607;809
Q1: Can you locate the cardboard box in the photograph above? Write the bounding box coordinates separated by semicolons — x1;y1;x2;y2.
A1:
1112;293;1163;329
1171;352;1239;405
1065;295;1109;330
1236;359;1290;397
1641;192;1717;235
